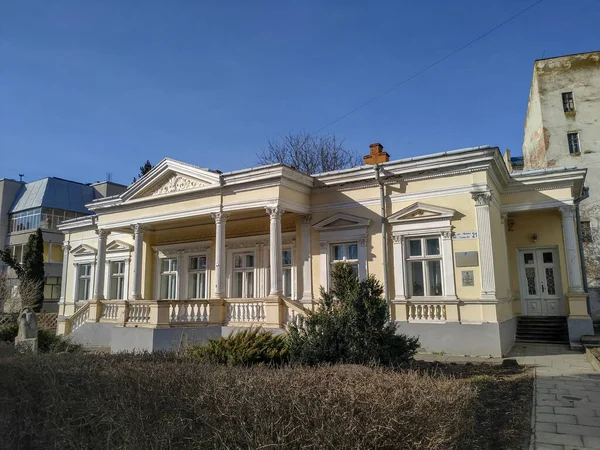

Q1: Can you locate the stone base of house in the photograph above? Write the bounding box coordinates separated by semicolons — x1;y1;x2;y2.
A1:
68;322;285;353
396;319;517;358
567;315;595;349
588;287;600;320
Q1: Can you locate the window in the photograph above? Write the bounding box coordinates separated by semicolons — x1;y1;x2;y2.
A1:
188;255;207;299
330;243;359;276
562;92;575;112
568;132;580;154
43;277;61;300
407;237;443;297
77;264;92;301
109;261;125;300
233;252;255;298
160;258;178;300
282;249;292;297
8;208;85;233
581;221;592;243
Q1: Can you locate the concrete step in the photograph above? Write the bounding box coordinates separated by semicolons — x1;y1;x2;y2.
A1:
516;316;569;344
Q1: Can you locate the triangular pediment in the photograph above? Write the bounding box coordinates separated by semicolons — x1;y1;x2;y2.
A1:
122;158;221;201
313;213;370;231
71;244;96;256
388;202;455;223
106;240;133;252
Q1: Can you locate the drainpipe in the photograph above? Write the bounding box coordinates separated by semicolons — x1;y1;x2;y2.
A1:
374;165;390;306
575;187;590;314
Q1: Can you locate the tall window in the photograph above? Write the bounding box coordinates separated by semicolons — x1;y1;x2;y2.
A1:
568;132;580;154
407;237;443;297
282;249;292;297
160;258;178;300
330;243;358;276
233;252;255;298
109;261;125;300
188;256;207;299
9;208;84;233
77;264;92;301
562;92;575;112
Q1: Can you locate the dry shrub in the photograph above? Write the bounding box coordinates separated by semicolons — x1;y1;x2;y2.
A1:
0;353;477;450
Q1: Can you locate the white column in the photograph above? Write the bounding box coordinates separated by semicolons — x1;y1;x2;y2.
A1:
59;244;70;304
319;241;329;292
441;230;457;299
560;205;585;293
472;191;496;300
93;229;109;300
357;237;368;280
299;214;313;302
266;206;285;296
211;211;229;298
131;224;146;300
392;235;406;300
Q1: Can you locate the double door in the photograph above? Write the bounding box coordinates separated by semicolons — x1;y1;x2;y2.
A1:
518;248;563;316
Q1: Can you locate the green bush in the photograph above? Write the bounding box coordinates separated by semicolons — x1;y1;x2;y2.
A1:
287;262;419;366
185;328;288;366
0;324;80;353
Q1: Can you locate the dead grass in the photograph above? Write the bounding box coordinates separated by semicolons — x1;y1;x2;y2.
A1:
0;353;533;450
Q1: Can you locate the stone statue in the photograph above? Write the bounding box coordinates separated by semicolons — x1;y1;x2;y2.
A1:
15;307;38;352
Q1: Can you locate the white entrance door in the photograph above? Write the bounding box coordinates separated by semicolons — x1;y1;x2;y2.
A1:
518;248;563;316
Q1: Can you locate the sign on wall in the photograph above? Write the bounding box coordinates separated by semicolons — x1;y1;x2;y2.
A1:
461;270;474;287
453;231;478;240
455;251;479;267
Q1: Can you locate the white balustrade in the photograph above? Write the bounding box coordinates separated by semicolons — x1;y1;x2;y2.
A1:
170;301;210;323
284;306;303;326
128;303;151;324
226;301;266;323
408;304;446;322
100;302;120;321
71;305;90;332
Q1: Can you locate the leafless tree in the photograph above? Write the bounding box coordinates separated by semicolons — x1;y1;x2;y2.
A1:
0;273;43;313
257;131;362;175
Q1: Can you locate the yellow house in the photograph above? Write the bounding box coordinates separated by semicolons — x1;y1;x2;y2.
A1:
56;144;593;356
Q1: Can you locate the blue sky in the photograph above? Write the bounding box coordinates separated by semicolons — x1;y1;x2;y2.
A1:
1;0;599;186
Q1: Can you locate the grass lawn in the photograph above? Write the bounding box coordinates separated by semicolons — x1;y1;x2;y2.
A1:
0;351;533;449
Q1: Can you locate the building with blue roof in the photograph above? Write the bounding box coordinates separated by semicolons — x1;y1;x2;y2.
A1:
1;176;126;312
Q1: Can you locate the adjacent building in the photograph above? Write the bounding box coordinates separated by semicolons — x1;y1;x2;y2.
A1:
521;50;600;318
55;144;593;356
0;177;126;312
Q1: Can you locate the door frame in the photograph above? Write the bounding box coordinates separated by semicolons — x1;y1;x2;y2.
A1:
516;246;564;316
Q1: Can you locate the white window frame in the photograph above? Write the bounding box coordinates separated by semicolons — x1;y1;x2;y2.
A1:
76;263;93;301
389;203;457;302
70;244;97;304
108;260;127;300
264;244;298;300
231;250;257;299
152;241;212;301
282;246;295;299
103;241;132;301
159;257;179;300
405;236;444;297
329;242;360;280
186;253;209;299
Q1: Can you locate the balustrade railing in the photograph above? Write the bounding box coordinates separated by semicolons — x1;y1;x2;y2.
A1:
225;301;266;323
128;303;151;324
100;301;121;321
70;304;90;332
170;301;210;323
408;303;446;322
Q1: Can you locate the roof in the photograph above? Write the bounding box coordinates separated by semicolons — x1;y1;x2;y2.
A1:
9;178;100;214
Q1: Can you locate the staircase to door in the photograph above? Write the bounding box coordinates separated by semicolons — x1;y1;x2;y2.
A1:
516;316;569;344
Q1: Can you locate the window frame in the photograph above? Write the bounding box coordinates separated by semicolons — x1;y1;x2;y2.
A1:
231;250;257;299
186;253;209;300
405;236;444;298
568;132;581;154
159;257;179;300
108;260;126;300
562;92;575;112
77;263;93;301
329;242;360;279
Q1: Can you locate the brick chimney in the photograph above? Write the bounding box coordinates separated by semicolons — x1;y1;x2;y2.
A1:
363;143;390;165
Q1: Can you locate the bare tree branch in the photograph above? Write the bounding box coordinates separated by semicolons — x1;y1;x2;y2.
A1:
257;131;362;175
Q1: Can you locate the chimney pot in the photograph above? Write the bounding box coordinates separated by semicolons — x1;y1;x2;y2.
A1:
364;142;390;165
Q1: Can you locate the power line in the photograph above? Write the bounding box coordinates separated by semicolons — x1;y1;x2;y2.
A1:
314;0;546;133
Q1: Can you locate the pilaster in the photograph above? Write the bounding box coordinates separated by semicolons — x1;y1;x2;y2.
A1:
299;214;313;303
472;191;496;300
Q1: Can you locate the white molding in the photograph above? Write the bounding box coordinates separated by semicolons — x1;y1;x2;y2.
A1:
153;240;213;258
388;202;456;224
70;244;97;256
501;199;573;213
313;212;371;231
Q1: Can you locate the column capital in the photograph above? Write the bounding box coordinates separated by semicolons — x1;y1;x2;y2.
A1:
62;243;71;253
471;191;493;206
266;205;285;220
211;211;230;224
559;205;577;218
96;229;110;239
131;224;148;234
440;230;452;240
299;214;312;224
392;234;404;244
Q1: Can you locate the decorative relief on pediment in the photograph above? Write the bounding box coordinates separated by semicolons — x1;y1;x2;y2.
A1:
149;174;205;197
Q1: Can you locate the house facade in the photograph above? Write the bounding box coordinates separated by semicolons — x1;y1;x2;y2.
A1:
57;145;593;356
522;50;600;318
0;177;126;312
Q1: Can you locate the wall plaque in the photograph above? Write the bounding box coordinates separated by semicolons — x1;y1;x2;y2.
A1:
461;270;474;287
455;251;479;267
453;231;478;240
